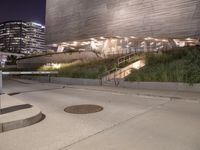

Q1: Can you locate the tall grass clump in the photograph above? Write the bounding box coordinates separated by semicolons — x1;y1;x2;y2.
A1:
38;58;117;79
126;46;200;84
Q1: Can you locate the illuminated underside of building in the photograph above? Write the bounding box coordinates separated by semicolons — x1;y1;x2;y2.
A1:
46;0;200;54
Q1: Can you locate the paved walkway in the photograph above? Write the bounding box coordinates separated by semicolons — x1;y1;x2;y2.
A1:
0;79;200;150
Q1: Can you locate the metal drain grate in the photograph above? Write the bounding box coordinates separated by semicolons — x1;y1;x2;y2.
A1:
64;105;103;114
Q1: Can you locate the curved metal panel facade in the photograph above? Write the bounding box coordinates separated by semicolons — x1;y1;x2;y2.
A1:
46;0;200;44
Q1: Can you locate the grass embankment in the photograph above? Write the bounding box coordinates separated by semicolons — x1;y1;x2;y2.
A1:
125;46;200;84
38;58;117;79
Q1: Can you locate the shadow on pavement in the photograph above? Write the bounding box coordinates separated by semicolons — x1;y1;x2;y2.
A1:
0;104;32;115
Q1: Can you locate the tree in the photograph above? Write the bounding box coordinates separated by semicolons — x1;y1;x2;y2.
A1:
6;55;17;65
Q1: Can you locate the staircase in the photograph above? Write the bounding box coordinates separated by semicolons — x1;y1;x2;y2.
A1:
99;52;145;87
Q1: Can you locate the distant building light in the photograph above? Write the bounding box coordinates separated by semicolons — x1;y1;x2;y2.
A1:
32;22;42;27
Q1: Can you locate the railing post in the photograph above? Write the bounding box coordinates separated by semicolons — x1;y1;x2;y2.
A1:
48;74;51;83
99;76;103;86
0;70;2;113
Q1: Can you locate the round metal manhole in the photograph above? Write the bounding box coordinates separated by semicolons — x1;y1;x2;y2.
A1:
64;105;103;114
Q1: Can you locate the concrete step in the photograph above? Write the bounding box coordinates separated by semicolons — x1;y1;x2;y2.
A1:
0;94;43;133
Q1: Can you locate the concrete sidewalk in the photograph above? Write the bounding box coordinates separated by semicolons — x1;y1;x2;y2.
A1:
10;78;200;102
57;85;200;103
0;79;200;150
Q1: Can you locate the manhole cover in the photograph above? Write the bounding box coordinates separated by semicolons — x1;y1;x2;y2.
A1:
64;105;103;114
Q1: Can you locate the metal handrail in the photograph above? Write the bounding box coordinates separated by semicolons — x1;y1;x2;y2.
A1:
2;71;58;75
99;68;120;85
99;51;144;86
117;51;143;66
112;67;134;87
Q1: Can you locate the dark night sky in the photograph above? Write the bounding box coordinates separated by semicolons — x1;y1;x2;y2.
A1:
0;0;46;25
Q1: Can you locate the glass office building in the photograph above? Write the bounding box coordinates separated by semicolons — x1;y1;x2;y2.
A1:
0;21;27;54
0;21;45;55
26;22;45;54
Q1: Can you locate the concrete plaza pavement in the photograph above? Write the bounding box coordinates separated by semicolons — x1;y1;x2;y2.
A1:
0;79;200;150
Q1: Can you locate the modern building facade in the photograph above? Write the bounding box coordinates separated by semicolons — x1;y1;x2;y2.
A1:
0;21;27;54
26;22;46;54
46;0;200;54
0;21;45;55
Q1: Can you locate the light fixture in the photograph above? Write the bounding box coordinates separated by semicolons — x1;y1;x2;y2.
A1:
150;42;154;45
124;37;129;41
144;37;153;40
90;38;97;42
71;41;78;46
185;38;193;41
162;39;168;42
52;44;58;47
111;39;117;43
154;38;160;41
130;36;136;39
100;36;106;40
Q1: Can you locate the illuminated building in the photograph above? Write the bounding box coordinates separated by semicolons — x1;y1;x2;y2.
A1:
0;21;45;55
0;21;27;54
26;22;45;54
46;0;200;54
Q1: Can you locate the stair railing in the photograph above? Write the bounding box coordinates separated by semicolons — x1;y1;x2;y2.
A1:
117;51;143;67
99;68;120;86
99;51;144;86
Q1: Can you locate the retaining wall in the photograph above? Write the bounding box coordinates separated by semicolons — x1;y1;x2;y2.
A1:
22;76;100;86
21;76;200;92
119;81;200;92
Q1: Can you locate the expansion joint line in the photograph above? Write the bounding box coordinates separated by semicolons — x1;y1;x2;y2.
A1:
58;99;171;150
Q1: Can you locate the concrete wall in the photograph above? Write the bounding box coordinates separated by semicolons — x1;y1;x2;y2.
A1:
51;77;100;86
46;0;200;44
119;81;200;92
22;76;100;86
21;76;200;92
17;51;99;69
